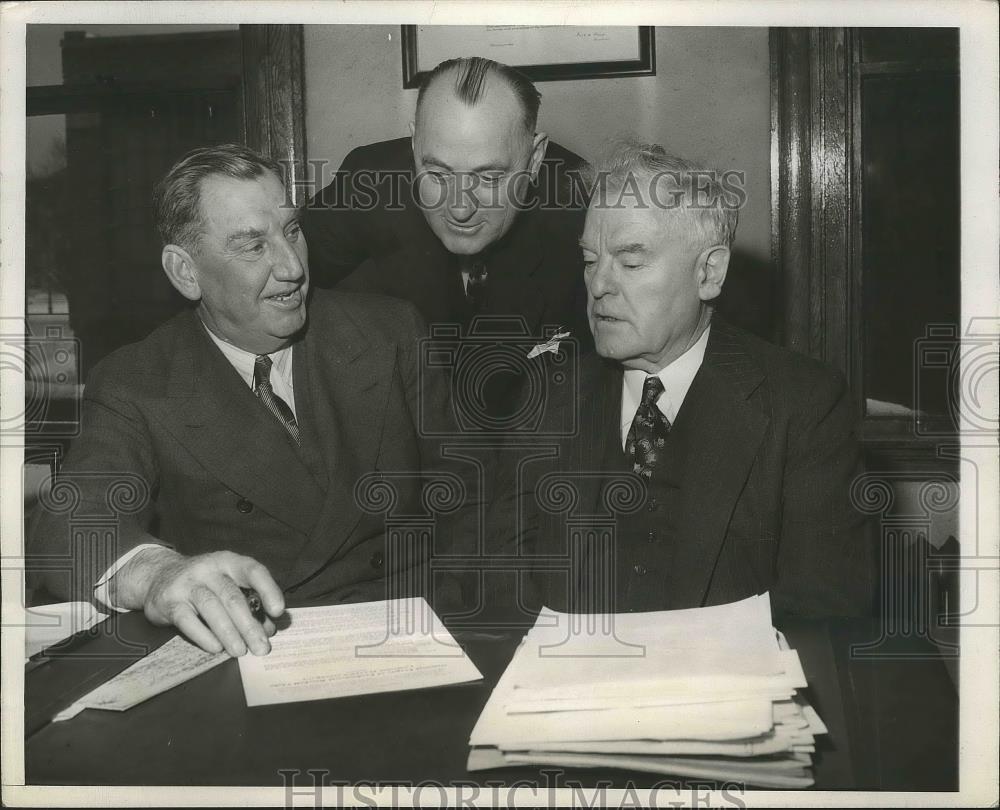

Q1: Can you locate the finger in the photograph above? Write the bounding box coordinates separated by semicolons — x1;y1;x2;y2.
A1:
190;584;249;657
214;577;272;657
169;604;224;655
241;561;286;618
261;616;277;638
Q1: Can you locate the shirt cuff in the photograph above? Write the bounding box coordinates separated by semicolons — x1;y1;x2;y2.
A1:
93;543;168;613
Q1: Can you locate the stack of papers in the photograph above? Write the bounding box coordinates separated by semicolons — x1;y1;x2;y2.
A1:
467;594;826;788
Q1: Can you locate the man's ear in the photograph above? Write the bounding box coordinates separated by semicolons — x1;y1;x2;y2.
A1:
529;131;549;180
161;245;202;302
696;245;731;302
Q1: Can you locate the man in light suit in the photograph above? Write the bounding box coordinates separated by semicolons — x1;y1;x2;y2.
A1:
502;141;874;619
29;144;469;656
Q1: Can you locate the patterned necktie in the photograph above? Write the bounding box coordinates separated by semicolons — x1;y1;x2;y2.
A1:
465;259;488;313
253;354;300;445
625;376;671;479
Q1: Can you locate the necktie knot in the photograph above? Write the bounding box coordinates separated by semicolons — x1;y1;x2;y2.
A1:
641;375;665;407
468;260;487;283
465;258;489;312
252;353;300;444
626;376;670;480
253;354;273;391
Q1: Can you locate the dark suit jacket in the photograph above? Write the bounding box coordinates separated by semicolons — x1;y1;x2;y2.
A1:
29;290;474;609
493;318;875;619
303;137;592;348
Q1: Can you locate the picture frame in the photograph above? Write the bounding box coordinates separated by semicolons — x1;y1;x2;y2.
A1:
401;25;655;88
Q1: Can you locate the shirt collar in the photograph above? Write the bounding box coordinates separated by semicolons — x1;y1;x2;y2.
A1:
620;325;711;443
200;321;294;390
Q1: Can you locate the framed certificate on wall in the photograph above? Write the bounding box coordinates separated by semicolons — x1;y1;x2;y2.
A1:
401;25;655;88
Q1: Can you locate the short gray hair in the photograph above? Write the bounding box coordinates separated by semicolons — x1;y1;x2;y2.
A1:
584;138;740;250
153;143;284;249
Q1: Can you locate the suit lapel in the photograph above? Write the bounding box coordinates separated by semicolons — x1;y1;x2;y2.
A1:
290;345;329;485
566;356;624;517
486;211;547;332
283;298;395;587
150;313;324;536
664;321;769;608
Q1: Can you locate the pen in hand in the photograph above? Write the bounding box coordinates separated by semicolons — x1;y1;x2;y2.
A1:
241;587;266;623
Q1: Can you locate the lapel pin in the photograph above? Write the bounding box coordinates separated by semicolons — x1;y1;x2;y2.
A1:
527;330;571;359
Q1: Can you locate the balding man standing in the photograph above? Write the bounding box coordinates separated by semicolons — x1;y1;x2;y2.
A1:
303;57;591;425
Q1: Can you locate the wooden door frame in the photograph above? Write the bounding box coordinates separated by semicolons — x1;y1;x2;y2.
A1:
769;28;855;376
770;27;960;473
240;24;307;205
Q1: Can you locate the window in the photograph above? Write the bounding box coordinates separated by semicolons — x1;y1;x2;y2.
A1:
771;27;960;471
23;24;306;461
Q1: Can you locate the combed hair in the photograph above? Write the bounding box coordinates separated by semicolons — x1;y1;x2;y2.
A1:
153;143;284;249
584;138;740;250
416;57;542;133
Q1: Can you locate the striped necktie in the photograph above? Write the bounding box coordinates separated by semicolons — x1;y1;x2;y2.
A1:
252;354;300;445
625;376;671;479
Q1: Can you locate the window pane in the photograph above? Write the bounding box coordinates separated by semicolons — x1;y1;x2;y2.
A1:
25;26;243;447
859;28;958;63
861;73;960;421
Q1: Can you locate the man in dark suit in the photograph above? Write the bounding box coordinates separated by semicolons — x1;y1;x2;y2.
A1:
498;142;874;620
29;144;471;656
303;57;591;426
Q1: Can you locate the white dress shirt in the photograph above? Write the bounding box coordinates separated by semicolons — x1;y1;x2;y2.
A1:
93;323;297;611
203;327;297;418
619;325;711;448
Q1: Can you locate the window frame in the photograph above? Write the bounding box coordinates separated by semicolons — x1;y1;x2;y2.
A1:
769;27;960;474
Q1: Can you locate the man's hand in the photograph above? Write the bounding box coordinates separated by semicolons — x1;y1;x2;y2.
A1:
112;547;285;656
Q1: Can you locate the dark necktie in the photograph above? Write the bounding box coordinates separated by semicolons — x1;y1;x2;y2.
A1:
625;376;671;479
465;259;488;313
253;354;300;445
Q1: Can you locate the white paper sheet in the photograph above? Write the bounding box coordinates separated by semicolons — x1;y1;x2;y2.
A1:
475;698;775;746
514;595;784;691
521;731;801;758
237;597;482;707
24;601;109;660
54;634;229;721
494;751;815;789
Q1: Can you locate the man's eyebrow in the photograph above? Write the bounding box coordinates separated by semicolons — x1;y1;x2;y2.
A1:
225;228;266;246
421;155;509;174
420;154;453;171
470;161;509;174
614;242;649;255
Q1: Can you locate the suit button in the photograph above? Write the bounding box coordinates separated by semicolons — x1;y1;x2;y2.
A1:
633;564;647;575
236;497;253;513
647;530;657;543
646;498;658;512
369;551;384;569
